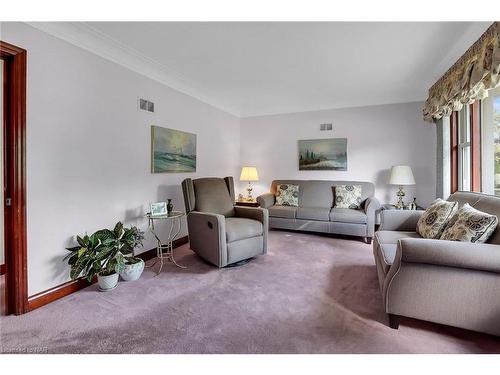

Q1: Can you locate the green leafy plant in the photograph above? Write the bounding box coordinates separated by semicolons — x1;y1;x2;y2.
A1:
65;222;145;281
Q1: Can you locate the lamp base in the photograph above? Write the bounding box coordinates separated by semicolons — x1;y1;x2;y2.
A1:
395;186;406;210
246;182;253;201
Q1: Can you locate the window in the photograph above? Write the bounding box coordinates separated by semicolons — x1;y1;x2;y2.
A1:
481;86;500;196
450;101;481;193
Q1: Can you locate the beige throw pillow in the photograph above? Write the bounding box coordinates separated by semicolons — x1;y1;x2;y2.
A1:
440;203;498;243
275;184;299;206
334;185;362;209
416;198;458;239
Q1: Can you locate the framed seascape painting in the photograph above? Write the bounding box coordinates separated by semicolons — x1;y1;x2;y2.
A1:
151;126;197;173
298;138;347;171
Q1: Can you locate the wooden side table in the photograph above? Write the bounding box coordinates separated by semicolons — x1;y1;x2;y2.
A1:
235;200;260;207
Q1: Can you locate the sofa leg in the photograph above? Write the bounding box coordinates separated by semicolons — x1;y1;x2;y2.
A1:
365;237;372;245
388;314;400;329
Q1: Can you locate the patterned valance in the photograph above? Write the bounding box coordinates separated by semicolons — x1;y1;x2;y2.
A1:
423;22;500;122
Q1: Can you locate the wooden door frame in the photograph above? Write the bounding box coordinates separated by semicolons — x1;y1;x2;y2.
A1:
1;40;28;315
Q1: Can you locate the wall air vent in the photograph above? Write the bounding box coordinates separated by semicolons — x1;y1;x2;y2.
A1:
139;98;155;113
320;123;332;131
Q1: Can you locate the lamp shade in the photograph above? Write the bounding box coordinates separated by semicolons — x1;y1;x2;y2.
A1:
388;165;415;185
240;166;259;181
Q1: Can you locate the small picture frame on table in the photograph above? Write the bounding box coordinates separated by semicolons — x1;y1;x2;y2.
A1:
150;202;168;217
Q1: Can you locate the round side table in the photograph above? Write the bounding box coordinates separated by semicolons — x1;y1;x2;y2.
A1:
145;211;187;274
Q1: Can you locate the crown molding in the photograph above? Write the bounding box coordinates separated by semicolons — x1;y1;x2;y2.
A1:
26;22;241;117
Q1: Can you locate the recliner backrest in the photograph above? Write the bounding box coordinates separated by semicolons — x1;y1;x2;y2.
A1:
182;177;235;217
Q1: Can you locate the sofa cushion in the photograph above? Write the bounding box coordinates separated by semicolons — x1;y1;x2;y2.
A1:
334;184;362;209
330;208;367;224
268;205;297;219
275;184;299;206
376;243;397;273
469;195;500;245
416;198;458;239
440;203;498;243
225;217;263;243
296;207;331;221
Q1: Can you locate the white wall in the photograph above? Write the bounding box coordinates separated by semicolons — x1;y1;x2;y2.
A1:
1;23;241;295
239;102;436;207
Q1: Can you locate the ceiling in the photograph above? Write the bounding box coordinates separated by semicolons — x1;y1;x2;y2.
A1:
30;22;491;117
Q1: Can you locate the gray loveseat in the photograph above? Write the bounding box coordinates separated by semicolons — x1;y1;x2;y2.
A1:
374;191;500;336
257;180;380;243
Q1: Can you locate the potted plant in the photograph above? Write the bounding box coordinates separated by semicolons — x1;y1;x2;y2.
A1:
97;223;145;282
120;256;145;281
64;232;122;291
65;222;145;291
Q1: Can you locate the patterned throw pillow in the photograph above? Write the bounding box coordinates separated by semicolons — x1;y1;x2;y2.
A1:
416;198;458;239
275;184;299;206
334;185;362;209
440;203;498;243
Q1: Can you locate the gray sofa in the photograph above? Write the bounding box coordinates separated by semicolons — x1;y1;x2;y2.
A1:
257;180;380;243
182;176;268;267
374;191;500;336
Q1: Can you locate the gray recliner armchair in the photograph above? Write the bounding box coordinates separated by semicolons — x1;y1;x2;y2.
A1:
181;176;268;267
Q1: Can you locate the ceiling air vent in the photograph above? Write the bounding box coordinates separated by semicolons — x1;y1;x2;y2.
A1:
139;98;155;113
320;123;332;131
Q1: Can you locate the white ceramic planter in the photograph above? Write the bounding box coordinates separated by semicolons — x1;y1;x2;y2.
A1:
120;259;145;281
97;272;119;291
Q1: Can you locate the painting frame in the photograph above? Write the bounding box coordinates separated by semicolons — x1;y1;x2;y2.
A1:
298;138;348;171
151;125;197;173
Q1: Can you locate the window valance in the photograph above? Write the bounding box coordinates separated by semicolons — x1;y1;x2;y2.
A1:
423;22;500;122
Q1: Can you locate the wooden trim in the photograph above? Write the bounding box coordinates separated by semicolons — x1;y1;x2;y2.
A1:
450;111;459;193
27;235;189;312
1;41;28;315
28;278;92;311
0;264;5;276
470;101;482;192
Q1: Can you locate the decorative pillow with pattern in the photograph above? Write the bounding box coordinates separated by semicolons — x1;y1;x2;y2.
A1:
275;184;299;206
440;203;498;243
416;198;458;239
334;185;362;209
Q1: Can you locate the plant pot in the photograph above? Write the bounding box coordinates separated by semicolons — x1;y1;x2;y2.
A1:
97;272;119;291
119;259;145;281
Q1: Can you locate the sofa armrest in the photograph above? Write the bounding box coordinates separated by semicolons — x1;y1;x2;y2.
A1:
234;206;269;253
257;193;275;209
364;197;381;237
379;210;424;231
186;211;227;267
364;197;381;214
397;238;500;274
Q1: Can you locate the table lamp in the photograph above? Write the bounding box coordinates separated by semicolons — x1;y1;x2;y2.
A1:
240;166;259;201
388;165;415;209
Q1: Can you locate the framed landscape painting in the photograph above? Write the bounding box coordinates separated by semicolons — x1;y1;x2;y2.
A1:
298;138;347;171
151;126;197;173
